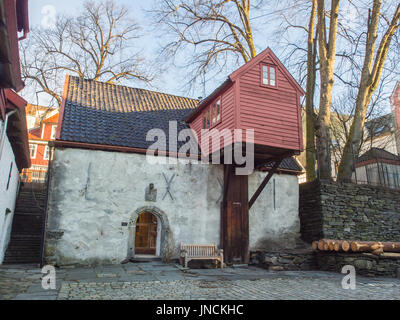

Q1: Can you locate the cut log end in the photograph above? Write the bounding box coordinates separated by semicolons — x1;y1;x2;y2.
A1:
312;241;318;250
341;241;350;252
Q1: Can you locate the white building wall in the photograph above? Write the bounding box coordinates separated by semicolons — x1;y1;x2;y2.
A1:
0;121;20;264
46;148;300;265
249;173;300;250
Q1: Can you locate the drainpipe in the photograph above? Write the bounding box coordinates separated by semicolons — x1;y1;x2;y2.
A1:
0;109;18;162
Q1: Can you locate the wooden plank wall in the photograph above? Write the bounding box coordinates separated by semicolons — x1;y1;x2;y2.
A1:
221;165;249;264
238;55;301;151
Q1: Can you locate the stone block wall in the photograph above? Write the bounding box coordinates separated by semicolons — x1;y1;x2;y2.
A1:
316;252;400;278
300;180;400;243
250;249;317;271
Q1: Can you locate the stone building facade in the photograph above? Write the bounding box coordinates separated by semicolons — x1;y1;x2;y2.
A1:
46;48;305;266
45;148;300;265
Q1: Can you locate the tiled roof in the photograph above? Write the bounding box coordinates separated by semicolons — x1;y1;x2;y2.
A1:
59;76;302;173
365;114;395;138
60;76;199;151
28;127;41;140
265;157;303;172
357;148;400;163
66;76;198;112
44;113;59;123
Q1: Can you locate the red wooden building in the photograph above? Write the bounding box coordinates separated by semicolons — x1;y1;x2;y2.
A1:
186;47;304;263
0;0;30;171
186;47;304;160
0;0;30;264
21;111;59;183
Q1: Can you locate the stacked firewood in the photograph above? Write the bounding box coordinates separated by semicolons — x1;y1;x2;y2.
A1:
312;239;400;256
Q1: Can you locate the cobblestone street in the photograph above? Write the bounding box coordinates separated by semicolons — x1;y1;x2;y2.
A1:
1;262;400;300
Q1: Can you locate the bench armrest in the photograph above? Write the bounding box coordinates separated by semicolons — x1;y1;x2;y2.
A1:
180;249;188;257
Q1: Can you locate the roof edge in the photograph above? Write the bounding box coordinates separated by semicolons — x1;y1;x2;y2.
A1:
55;74;70;140
185;78;233;123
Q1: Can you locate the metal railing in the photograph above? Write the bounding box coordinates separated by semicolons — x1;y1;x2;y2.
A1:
20;168;48;183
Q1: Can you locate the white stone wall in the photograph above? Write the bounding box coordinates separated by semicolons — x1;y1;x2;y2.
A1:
249;173;300;250
46;148;300;265
0;122;20;264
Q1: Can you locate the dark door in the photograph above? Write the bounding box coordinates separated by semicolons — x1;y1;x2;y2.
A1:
221;166;249;264
135;212;157;255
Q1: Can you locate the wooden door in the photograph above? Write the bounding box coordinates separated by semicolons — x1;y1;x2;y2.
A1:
221;165;249;264
135;212;157;255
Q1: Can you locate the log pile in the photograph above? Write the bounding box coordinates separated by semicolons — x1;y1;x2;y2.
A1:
312;239;400;256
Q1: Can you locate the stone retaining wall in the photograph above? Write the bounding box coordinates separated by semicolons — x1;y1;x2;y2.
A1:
315;252;400;278
250;249;317;271
300;180;400;243
250;249;400;278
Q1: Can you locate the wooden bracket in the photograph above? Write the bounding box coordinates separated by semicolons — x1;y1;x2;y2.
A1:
248;158;283;209
222;164;232;207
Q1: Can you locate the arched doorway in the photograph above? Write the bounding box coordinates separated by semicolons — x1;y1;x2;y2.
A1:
135;211;158;255
128;206;172;260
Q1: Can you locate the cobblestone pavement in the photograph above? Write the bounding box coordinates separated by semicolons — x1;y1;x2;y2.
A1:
1;262;400;300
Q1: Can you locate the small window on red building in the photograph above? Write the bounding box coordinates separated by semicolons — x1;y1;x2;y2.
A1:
203;109;211;129
203;98;221;129
262;65;276;87
44;146;50;160
29;144;37;159
211;99;221;125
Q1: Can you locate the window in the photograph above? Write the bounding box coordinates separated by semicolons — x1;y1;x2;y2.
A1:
50;125;57;139
211;99;221;125
44;146;50;160
262;64;276;87
203;98;222;129
29;144;37;159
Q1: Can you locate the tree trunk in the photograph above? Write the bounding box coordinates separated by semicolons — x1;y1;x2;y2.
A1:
337;1;400;181
305;0;318;182
315;0;340;180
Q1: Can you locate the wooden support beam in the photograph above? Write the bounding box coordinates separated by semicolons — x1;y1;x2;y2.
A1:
248;158;283;209
222;164;232;207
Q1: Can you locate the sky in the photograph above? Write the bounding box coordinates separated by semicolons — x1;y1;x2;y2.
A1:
23;0;284;106
22;0;397;115
24;0;208;104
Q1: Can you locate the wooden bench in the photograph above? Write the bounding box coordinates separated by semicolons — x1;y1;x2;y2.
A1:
180;244;224;269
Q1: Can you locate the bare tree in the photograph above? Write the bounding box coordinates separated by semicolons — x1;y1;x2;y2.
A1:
315;0;340;180
337;1;400;181
21;0;153;107
304;0;318;181
152;0;266;89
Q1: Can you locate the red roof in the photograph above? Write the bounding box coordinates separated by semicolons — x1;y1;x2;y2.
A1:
43;113;59;124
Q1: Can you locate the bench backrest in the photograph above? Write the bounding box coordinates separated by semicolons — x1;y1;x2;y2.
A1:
180;244;218;256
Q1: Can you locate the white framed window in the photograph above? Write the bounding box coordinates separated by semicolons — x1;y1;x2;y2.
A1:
211;99;221;125
43;146;50;160
50;125;57;139
261;64;277;87
29;144;37;159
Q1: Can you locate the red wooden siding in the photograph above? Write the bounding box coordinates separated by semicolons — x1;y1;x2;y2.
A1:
238;54;302;151
190;84;236;156
28;113;59;167
187;47;304;158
